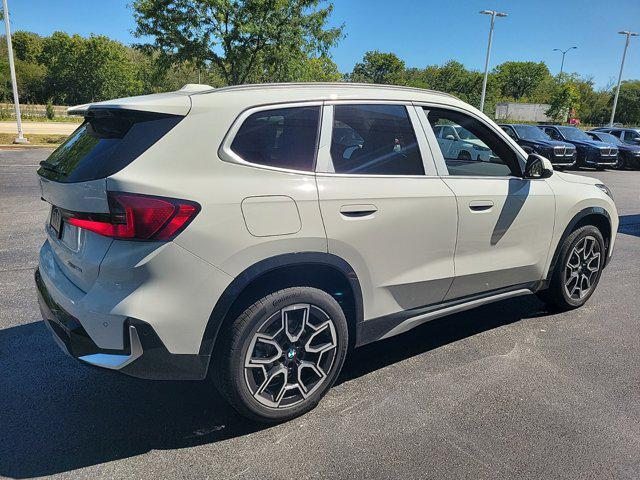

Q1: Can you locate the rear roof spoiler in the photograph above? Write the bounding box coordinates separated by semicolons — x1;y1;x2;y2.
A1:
65;85;212;117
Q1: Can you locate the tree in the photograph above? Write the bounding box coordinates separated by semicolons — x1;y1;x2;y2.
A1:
12;31;44;63
132;0;343;85
39;32;143;104
493;61;552;100
614;80;640;125
546;78;580;123
349;50;404;84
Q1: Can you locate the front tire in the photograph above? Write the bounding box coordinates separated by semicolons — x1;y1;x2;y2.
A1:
212;287;348;423
538;225;605;311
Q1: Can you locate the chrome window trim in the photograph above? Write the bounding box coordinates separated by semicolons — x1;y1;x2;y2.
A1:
218;101;323;175
315;101;438;177
414;102;527;179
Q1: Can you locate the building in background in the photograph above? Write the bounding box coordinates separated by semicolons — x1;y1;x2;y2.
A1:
495;102;566;123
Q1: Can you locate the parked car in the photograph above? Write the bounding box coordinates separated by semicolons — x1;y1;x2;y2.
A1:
590;126;640;146
499;123;576;167
586;130;640;169
433;123;493;162
538;125;618;170
35;83;618;422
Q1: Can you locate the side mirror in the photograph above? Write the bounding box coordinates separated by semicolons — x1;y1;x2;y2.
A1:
524;153;553;179
445;134;456;141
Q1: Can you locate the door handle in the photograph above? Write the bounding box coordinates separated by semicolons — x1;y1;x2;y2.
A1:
340;204;378;218
469;200;494;212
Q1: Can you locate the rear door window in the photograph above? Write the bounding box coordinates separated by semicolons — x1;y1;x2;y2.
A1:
329;104;424;175
38;110;183;183
230;106;320;171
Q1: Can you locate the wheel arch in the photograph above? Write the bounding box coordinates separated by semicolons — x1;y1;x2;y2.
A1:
544;207;612;287
199;252;364;360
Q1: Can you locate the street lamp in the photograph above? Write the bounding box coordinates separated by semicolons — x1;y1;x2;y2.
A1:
479;10;507;113
609;30;638;127
552;46;577;75
2;0;27;144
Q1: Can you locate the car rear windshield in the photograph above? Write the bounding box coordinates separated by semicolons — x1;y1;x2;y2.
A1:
37;109;183;183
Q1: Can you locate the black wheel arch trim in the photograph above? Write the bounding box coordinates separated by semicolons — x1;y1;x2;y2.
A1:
543;207;612;288
198;252;364;358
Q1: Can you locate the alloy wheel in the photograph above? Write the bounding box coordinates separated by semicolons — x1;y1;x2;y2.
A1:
243;304;338;408
564;235;601;300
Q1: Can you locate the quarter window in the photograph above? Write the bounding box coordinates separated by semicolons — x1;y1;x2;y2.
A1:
330;104;424;175
425;108;518;177
230;106;320;171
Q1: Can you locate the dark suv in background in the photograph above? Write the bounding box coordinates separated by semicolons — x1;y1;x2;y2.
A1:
586;130;640;169
499;124;576;167
539;125;618;170
591;127;640;147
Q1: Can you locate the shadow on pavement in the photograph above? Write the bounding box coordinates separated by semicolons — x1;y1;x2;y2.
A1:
618;214;640;238
0;295;547;478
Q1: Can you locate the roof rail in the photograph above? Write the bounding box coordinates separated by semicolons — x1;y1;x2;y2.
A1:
190;82;456;99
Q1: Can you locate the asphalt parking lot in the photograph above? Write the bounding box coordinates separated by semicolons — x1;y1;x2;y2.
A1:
1;149;639;480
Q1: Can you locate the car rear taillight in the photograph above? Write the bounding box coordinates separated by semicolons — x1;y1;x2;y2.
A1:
66;192;200;241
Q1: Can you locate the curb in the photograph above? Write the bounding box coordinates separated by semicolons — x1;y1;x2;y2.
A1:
0;144;58;150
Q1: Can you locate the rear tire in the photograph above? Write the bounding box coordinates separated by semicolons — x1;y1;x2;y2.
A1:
537;225;605;311
212;287;349;423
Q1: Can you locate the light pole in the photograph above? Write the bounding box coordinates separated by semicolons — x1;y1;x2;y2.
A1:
553;46;577;75
2;0;27;144
479;10;507;113
609;30;638;127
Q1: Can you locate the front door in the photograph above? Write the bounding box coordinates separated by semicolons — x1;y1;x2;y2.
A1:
421;106;555;300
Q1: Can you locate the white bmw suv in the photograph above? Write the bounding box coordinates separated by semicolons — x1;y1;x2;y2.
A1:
36;83;617;422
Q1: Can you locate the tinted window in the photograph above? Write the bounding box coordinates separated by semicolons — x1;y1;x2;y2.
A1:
426;108;518;177
544;127;562;140
501;125;518;140
557;126;591;141
513;124;551;141
38;110;183;183
624;130;640;142
231;106;320;171
594;132;623;145
330;104;424;175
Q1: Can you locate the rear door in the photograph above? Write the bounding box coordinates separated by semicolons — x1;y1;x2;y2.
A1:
38;109;184;292
315;102;458;320
419;106;555;300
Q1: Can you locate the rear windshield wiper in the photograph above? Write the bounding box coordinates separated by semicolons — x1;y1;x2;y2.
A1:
39;161;64;174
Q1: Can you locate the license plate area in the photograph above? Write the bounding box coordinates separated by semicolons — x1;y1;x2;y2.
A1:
49;206;63;238
48;206;80;251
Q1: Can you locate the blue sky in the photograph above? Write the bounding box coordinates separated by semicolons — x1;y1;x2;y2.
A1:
7;0;640;89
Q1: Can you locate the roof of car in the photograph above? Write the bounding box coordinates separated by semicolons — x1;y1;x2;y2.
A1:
70;82;477;118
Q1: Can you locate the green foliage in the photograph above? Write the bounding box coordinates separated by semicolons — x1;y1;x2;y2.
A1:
349;51;405;84
132;0;343;85
614;80;640;125
546;77;580;122
40;32;143;104
45;100;55;120
493;61;552;100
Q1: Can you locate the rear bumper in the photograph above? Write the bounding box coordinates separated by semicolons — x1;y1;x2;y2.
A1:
35;267;209;380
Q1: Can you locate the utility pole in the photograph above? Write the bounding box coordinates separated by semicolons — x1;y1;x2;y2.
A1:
479;10;507;113
553;46;577;75
2;0;27;144
609;31;638;127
